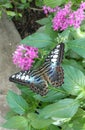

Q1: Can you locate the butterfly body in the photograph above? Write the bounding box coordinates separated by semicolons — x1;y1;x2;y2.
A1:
9;43;64;96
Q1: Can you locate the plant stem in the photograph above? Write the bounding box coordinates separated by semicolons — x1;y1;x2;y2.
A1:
30;7;43;11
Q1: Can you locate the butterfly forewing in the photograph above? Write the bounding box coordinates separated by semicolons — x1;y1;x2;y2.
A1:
9;70;48;96
9;43;64;96
45;43;64;65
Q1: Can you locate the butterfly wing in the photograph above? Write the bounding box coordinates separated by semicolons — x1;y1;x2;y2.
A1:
46;66;64;87
43;43;64;87
9;43;64;96
9;70;48;96
45;43;64;65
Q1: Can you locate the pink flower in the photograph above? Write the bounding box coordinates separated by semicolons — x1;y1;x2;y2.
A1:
80;1;85;10
43;5;60;14
52;3;72;31
43;2;85;31
12;44;38;70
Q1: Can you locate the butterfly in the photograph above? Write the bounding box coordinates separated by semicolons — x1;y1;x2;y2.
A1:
9;43;64;96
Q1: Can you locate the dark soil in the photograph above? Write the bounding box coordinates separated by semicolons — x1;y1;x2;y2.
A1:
13;9;45;38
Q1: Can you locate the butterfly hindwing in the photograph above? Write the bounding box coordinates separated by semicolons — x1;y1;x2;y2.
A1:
46;66;64;87
9;70;48;96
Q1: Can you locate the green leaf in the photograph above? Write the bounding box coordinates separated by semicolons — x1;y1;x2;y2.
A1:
21;32;53;48
37;25;58;39
37;16;58;39
21;0;26;3
36;17;51;25
0;10;2;18
62;65;85;96
3;116;28;129
31;117;52;129
34;89;67;102
63;59;84;73
7;91;29;115
73;108;85;120
39;99;79;119
5;110;17;120
71;28;85;39
35;0;43;7
47;125;60;130
60;29;71;43
62;109;85;130
18;3;30;9
6;11;16;17
28;113;52;129
43;0;65;7
68;38;85;58
2;3;12;8
45;23;58;39
37;26;46;33
66;50;81;59
17;84;35;97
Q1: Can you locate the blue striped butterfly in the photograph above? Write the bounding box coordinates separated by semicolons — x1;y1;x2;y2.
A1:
9;43;64;96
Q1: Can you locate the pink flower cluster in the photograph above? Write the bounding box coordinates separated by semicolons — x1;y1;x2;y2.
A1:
43;2;85;31
13;44;38;70
43;6;60;14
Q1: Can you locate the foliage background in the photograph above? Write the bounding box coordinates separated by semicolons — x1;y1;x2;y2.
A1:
2;0;85;130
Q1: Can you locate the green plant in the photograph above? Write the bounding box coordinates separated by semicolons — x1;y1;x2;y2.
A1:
0;0;43;18
3;0;85;130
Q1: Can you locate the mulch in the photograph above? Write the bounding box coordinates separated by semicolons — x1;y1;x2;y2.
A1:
13;8;45;38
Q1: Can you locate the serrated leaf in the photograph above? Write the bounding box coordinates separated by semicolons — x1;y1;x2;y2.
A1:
3;116;28;129
62;65;85;96
7;91;29;115
39;99;79;119
68;38;85;58
43;0;65;7
21;32;53;48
